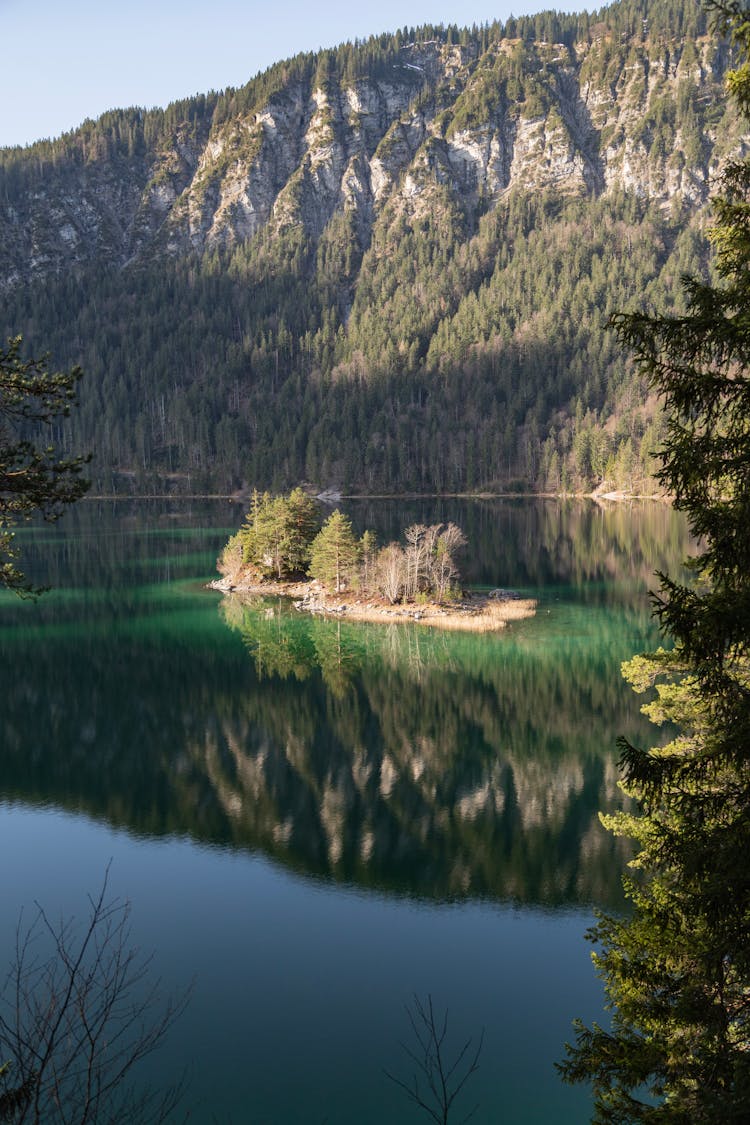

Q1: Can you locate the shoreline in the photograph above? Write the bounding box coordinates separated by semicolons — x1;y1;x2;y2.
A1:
81;489;668;504
210;576;537;632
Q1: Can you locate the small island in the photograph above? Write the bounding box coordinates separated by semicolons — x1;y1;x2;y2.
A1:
211;488;536;632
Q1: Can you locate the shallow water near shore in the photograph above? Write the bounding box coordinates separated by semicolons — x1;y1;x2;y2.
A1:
0;497;691;1123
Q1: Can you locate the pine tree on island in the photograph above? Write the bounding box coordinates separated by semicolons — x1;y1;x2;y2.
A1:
308;511;361;594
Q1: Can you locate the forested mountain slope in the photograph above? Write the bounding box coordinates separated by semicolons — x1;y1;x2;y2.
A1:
0;0;738;494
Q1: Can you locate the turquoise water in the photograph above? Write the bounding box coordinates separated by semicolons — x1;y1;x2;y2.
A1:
0;498;691;1123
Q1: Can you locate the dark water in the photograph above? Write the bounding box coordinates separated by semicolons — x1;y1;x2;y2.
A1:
0;498;691;1123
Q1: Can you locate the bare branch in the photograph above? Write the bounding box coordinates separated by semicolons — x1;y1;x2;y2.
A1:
0;871;190;1124
385;993;484;1125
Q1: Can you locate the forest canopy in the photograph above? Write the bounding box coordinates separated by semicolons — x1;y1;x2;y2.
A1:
0;338;89;595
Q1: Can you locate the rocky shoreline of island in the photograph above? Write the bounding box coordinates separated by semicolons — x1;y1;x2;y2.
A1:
209;575;537;632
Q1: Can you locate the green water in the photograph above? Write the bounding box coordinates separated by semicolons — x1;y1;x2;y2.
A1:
0;498;691;1123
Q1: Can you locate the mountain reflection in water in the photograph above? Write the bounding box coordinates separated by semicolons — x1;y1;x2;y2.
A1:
0;498;691;908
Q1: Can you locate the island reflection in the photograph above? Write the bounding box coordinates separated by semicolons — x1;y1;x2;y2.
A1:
0;499;691;909
207;594;645;906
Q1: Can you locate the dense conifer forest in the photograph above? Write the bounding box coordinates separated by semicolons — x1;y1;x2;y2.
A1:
0;0;733;495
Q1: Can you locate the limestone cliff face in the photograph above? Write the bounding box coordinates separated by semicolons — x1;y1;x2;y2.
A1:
0;21;737;291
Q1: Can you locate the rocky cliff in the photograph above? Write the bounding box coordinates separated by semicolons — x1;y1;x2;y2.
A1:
0;4;736;292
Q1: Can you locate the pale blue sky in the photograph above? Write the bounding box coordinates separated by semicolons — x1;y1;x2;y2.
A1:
1;0;575;148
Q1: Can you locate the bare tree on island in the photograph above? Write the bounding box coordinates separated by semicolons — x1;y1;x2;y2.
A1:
0;871;189;1124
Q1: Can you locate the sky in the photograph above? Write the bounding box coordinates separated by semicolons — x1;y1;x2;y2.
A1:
1;0;571;149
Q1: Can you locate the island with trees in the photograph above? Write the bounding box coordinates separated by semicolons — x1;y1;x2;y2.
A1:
213;488;536;631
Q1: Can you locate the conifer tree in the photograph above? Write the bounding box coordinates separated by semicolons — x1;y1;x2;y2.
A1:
237;488;320;579
0;338;89;595
285;487;321;573
308;510;360;593
560;4;750;1121
359;529;378;591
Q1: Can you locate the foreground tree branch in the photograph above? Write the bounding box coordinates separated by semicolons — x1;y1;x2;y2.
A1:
0;871;189;1124
385;994;483;1125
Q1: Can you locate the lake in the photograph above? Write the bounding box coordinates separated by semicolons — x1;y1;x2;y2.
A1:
0;497;691;1123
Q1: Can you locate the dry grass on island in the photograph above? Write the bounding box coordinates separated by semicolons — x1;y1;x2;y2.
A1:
212;489;536;632
212;574;537;632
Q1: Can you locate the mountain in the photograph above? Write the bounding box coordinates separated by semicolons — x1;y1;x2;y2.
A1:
0;0;738;495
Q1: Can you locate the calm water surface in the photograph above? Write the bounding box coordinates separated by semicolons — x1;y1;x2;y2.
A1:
0;498;691;1123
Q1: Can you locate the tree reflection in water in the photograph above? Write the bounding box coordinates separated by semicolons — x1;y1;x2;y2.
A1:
0;498;692;909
